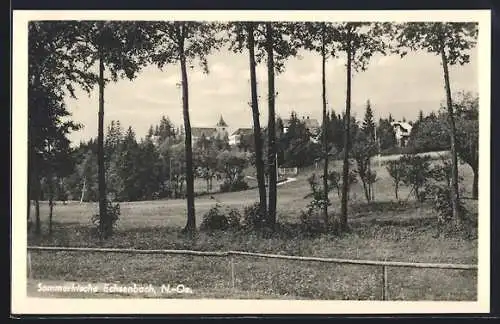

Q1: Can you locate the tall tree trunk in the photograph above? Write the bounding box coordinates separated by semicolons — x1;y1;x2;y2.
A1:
265;22;277;229
472;166;478;199
34;163;41;235
30;163;41;235
362;177;370;203
97;47;108;238
29;71;41;235
48;176;54;235
321;24;329;227
340;41;353;232
27;198;31;231
27;152;32;230
440;42;461;227
179;26;196;233
247;22;268;217
35;195;40;235
80;177;86;203
34;173;41;235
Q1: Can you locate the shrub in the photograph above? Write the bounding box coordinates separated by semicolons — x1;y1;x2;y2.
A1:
226;208;242;229
199;203;241;232
300;199;331;235
219;178;249;193
427;155;463;189
241;202;267;230
321;169;357;199
216;150;248;192
399;154;432;202
91;199;121;238
351;137;378;202
301;173;334;234
424;183;467;225
386;160;405;200
307;173;320;194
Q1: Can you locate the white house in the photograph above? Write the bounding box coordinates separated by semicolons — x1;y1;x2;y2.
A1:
391;121;413;147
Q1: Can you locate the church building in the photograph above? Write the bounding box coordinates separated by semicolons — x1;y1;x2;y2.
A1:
190;115;229;144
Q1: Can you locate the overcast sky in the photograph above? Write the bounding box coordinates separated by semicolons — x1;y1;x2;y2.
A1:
64;42;478;144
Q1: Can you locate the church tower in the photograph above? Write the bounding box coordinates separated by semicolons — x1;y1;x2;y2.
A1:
215;115;229;139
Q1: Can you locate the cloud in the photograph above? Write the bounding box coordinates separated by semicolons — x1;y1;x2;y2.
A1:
371;54;396;67
201;82;242;96
209;62;236;79
283;69;320;85
66;45;479;145
160;75;181;86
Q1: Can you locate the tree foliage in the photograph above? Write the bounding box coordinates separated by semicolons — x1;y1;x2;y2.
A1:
394;22;478;227
453;91;479;199
394;22;478;64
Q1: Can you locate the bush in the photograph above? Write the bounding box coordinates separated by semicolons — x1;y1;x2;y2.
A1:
386;160;405;200
300;173;334;234
427;155;463;188
424;183;467;225
91;199;121;238
333;169;358;199
399;154;432;202
199;203;241;232
219;178;249;193
241;202;267;230
300;199;331;235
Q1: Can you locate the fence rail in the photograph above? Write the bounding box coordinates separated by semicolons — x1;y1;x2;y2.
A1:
27;246;477;300
278;167;298;176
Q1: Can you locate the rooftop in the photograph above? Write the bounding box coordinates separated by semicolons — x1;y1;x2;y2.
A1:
191;127;217;138
391;121;413;131
231;128;254;136
216;115;228;127
282;116;320;129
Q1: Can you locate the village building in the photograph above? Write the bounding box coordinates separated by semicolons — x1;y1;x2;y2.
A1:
190;115;229;144
281;116;321;143
391;121;413;147
229;128;254;146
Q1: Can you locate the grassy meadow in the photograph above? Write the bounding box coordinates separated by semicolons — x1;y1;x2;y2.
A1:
27;157;479;300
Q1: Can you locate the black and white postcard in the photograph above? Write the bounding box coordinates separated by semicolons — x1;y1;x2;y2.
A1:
11;9;491;315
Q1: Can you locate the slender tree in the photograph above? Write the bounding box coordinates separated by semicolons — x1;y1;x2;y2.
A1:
300;22;339;227
264;22;301;228
226;22;268;217
150;21;222;233
336;23;389;232
228;22;300;228
418;110;425;122
362;100;376;200
264;22;278;228
395;22;478;226
69;21;152;238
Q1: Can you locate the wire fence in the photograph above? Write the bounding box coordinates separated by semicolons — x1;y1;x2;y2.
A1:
27;246;477;300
